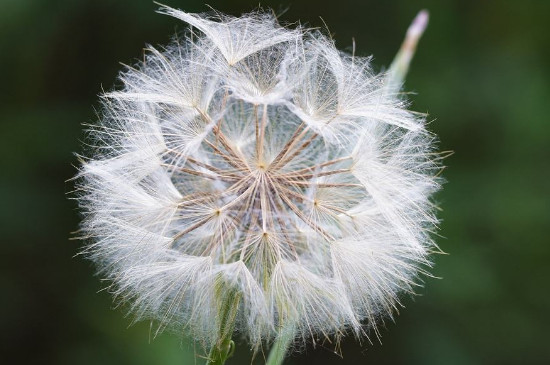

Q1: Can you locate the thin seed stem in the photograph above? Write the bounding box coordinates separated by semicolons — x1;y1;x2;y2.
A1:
284;181;362;188
274;132;318;170
177;192;216;206
276;182;353;220
238;197;261;262
173;214;214;240
257;103;268;164
259;174;269;231
219;178;258;211
163;164;239;182
276;184;334;241
214;90;230;145
212;124;251;171
186;157;242;178
196;106;251;171
265;187;299;260
278;156;352;176
282;168;351;180
254;104;260;160
268;122;307;170
204;139;248;171
318;204;353;217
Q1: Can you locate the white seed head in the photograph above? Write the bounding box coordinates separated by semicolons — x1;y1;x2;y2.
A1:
76;6;442;350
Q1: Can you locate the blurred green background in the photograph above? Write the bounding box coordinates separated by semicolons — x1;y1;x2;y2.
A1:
1;0;549;364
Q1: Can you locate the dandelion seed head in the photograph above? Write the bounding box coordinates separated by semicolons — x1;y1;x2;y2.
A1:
76;6;442;350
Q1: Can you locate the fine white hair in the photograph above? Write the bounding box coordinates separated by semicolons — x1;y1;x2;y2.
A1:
76;6;442;351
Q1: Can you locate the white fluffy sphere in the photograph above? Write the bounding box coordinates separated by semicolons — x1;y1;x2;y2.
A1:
76;6;441;350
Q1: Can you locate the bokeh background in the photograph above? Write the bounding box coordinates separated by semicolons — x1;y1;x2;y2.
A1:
2;0;549;364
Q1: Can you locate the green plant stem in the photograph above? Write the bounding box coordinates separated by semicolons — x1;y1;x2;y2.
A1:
387;9;429;91
206;337;235;365
266;327;295;365
205;282;242;365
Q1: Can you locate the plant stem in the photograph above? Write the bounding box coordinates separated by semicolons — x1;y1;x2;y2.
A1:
205;282;242;365
266;327;295;365
206;337;235;365
387;9;429;91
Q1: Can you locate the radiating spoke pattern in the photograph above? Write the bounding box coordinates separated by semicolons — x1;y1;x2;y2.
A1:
163;102;365;274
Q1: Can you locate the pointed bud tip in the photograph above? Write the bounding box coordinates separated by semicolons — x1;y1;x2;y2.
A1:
407;10;429;38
